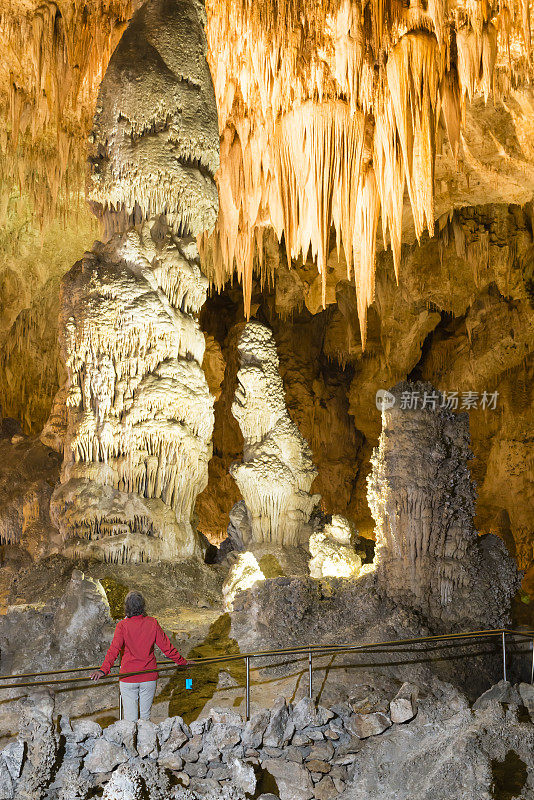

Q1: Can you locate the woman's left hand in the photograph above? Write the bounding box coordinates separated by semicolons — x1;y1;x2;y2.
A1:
90;669;105;681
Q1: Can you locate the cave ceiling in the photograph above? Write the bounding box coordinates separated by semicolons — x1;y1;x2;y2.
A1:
1;0;534;341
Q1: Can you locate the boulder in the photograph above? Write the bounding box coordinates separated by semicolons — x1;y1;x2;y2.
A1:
85;739;128;773
103;720;136;756
389;683;418;724
518;683;534;721
306;759;330;774
264;697;290;747
262;758;314;800
72;720;102;742
0;760;13;800
136;720;158;758
228;757;256;794
0;741;24;780
346;712;392;739
314;775;337;800
292;697;333;730
472;680;522;710
242;709;270;748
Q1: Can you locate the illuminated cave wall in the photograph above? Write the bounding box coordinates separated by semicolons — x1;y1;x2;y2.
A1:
0;0;532;571
196;205;533;574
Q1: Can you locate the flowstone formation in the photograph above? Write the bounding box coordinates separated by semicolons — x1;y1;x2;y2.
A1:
47;0;219;563
230;322;320;547
367;380;520;624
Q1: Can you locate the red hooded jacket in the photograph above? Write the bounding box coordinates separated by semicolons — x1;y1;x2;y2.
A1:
100;615;187;682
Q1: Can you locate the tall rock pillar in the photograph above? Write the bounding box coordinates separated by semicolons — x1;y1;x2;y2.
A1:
47;0;219;562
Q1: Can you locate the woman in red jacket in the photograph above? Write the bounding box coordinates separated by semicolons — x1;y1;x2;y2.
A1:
90;591;192;721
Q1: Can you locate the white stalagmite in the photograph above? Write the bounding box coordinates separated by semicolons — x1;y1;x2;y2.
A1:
367;380;520;624
230;322;320;547
47;0;219;563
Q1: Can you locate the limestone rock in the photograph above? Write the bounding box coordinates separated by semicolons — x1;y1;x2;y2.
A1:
309;516;362;579
0;740;24;781
264;697;290;747
0;760;13;800
262;758;314;800
228;757;256;794
45;0;220;564
367;380;521;626
518;683;534;721
314;776;337;800
136;720;158;759
49;227;214;563
88;0;219;236
389;683;419;724
72;719;103;742
16;691;57;800
101;760;171;800
242;710;270;748
346;712;392;739
223;552;265;611
472;680;522;710
85;739;129;774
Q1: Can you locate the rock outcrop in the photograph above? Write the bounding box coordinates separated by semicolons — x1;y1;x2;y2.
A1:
367;380;520;625
3;680;534;800
0;570;116;737
46;0;219;562
230;322;320;547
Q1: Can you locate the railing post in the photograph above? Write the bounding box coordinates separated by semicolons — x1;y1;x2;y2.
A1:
308;650;313;700
502;631;507;682
531;639;534;685
245;657;250;721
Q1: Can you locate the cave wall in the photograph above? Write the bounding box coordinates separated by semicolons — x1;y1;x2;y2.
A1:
0;201;531;568
198;204;533;569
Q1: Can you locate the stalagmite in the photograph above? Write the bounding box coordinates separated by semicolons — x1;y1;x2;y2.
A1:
230;322;320;547
367;381;520;625
47;0;219;563
308;515;362;579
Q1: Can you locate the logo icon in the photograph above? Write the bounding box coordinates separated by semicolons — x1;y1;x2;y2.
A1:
375;389;395;411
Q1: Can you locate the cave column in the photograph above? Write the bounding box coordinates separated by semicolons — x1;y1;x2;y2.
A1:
46;0;220;563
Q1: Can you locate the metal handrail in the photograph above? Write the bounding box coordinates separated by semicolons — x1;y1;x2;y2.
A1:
0;628;532;719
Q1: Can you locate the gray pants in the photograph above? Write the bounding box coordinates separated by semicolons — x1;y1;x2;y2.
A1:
120;680;157;721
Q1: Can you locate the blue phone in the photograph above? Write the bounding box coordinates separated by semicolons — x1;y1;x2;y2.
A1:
186;678;193;690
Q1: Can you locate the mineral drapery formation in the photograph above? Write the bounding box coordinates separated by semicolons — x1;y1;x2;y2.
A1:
367;380;520;624
48;0;219;562
3;0;534;345
230;322;320;547
202;0;534;341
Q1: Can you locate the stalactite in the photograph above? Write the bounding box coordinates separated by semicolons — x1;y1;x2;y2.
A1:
1;0;532;341
202;0;532;342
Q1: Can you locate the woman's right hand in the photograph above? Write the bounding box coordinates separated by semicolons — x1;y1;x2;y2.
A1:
90;669;105;681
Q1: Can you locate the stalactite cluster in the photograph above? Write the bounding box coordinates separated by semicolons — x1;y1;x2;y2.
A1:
203;0;533;342
1;0;533;342
0;0;141;225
